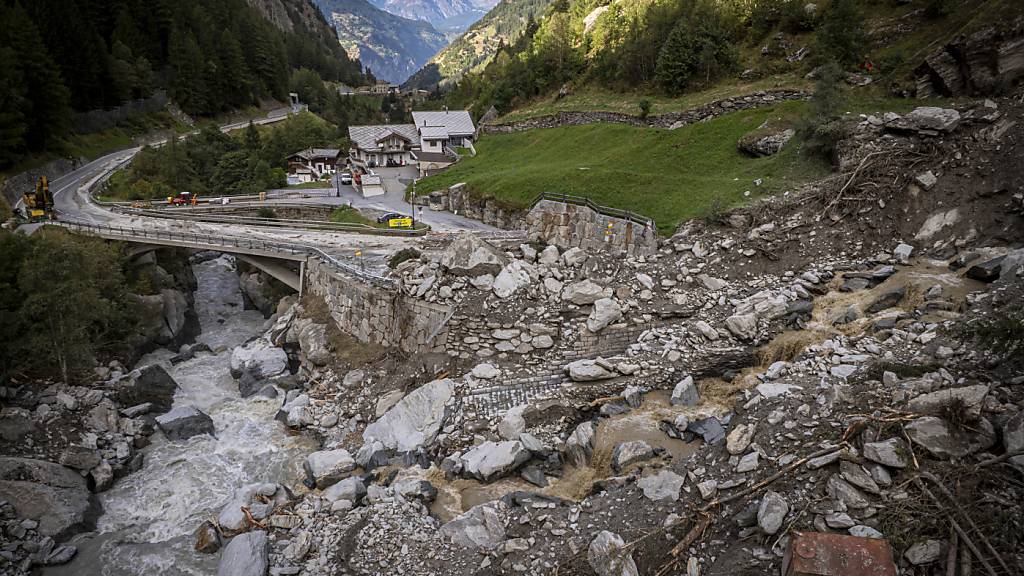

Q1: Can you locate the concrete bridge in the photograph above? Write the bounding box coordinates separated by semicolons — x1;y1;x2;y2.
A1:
54;219;396;296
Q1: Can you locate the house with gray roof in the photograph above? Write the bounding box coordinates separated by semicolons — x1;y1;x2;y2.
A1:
286;148;342;183
348;124;420;168
348;109;476;176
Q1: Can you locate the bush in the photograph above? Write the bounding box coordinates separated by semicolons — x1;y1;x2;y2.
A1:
970;304;1024;362
815;0;867;67
256;206;277;219
388;247;421;269
638;100;652;119
655;2;740;94
799;62;848;161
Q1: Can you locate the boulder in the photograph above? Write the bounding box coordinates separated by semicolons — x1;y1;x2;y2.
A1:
538;245;560;264
229;339;288;380
565;359;616;382
492;261;535;299
757;491;789;534
322;476;366;504
439;501;507;549
0;457;95;540
561;280;612;305
497;405;527;441
565;421;596;467
966;256;1005;282
392;478;437;503
863;438;910;468
111;364;179;414
362;378;454;452
297;322;330;366
908;385;988;419
562;247;587;266
216;530;269;576
726;424;756;455
725;314;757;340
1004;411;1024;474
905;540;944;565
905;416;996;458
195;520;222;554
460;441;530;482
440;233;507;277
670;376;699;406
58;446;101;471
687;416;728;444
587;298;623;332
637;470;685;501
588;531;639;576
611;441;656;473
471;363;500;380
887;107;960;133
304;449;355;489
866;287;906;313
738;128;796;157
218;483;285;535
155;406;215;441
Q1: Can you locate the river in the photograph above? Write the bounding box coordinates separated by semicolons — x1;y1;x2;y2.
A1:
47;255;315;576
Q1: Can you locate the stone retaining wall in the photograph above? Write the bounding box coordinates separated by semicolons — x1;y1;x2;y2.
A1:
304;259;450;353
481;90;808;134
525;199;658;256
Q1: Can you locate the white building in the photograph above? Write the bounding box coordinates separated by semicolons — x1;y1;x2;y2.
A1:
348;109;476;177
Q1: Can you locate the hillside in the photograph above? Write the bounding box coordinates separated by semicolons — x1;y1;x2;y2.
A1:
316;0;449;83
442;0;1024;117
403;0;554;89
0;0;364;171
369;0;499;33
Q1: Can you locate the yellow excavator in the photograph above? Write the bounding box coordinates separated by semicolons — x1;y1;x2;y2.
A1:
22;176;55;222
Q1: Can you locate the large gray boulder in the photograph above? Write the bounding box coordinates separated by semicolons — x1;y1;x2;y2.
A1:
905;416;996;458
440;233;507;277
725;314;758;340
757;491;789;535
111;364;179;414
887;107;960;133
670;375;699;406
229;339;288;380
587;298;622;332
588;531;639;576
363;378;454;452
565;421;596;467
304;449;355;489
439;501;507;549
460;441;530;482
561;280;612;305
322;476;366;504
565;359;616;382
611;441;656;473
908;385;989;419
492;261;534;299
155;406;215;441
0;457;96;539
218;483;287;535
637;470;685;502
297;322;330;366
217;530;269;576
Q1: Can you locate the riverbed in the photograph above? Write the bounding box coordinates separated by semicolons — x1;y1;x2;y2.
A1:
47;255;315;576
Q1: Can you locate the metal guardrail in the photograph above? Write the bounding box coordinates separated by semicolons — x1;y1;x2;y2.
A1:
52;216;397;288
529;192;655;229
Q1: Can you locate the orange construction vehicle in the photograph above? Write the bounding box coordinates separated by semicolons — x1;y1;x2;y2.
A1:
167;191;198;206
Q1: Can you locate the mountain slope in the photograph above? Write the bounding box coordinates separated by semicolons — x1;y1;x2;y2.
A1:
404;0;553;89
369;0;499;33
316;0;448;84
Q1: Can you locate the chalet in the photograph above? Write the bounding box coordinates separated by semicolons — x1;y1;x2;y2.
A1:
348;124;420;168
348;109;477;177
286;148;342;183
356;80;400;95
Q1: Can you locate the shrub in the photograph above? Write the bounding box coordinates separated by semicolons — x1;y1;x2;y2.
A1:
388;247;421;269
799;62;848;161
815;0;867;67
970;304;1024;362
638;100;652;119
256;206;277;219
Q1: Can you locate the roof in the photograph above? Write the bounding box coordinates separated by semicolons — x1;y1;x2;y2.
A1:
411;110;475;136
412;151;454;163
290;148;341;161
419;126;449;139
375;130;413;144
348;124;419;152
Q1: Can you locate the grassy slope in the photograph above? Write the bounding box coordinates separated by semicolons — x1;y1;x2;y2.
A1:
421;100;828;234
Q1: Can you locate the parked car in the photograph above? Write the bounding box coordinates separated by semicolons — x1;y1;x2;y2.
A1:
340;172;352;185
376;212;407;224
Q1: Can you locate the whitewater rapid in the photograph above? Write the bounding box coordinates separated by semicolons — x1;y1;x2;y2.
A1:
48;255;314;576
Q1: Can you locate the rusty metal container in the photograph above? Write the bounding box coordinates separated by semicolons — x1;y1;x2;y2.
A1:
782;531;897;576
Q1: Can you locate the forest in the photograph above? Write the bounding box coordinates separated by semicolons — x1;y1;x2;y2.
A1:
0;0;366;170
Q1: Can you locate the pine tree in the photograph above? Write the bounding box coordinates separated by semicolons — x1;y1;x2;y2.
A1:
816;0;867;66
0;47;28;168
244;121;261;151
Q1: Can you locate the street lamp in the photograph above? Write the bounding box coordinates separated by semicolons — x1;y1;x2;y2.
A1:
410;177;418;228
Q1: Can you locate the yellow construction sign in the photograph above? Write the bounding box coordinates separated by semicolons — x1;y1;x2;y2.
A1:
388;217;413;228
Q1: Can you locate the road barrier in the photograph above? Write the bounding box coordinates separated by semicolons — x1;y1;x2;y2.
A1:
528;191;655;230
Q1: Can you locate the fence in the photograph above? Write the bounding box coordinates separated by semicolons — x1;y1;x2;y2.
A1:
529;192;655;230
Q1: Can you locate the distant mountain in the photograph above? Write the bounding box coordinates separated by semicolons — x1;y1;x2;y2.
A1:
368;0;499;33
315;0;448;84
404;0;552;90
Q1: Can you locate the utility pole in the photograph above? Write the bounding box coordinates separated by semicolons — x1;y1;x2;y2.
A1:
410;177;417;228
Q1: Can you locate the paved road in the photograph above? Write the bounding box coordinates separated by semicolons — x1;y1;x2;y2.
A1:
266;167;498;232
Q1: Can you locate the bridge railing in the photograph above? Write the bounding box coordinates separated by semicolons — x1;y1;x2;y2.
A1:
52;217;397;288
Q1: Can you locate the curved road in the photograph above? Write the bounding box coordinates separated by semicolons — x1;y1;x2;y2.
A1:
25;108;500;271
